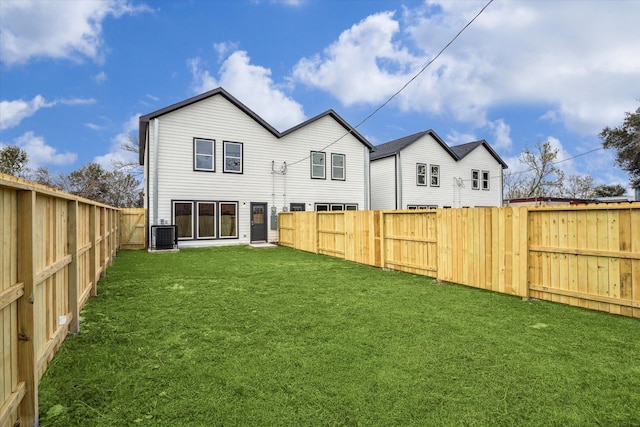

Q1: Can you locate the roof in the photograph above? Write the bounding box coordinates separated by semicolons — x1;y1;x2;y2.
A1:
139;87;373;165
370;130;508;169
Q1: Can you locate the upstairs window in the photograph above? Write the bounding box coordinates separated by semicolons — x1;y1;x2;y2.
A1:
194;138;214;171
331;153;345;180
417;163;427;186
472;170;480;190
311;151;326;179
482;171;490;190
223;141;243;173
430;165;440;187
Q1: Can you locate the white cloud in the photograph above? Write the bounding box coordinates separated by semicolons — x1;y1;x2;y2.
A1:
293;11;419;106
190;51;306;131
0;95;54;130
291;1;640;134
94;71;108;84
85;123;104;131
93;113;141;172
0;0;151;65
13;131;77;168
445;130;476;146
486;119;512;151
0;95;96;130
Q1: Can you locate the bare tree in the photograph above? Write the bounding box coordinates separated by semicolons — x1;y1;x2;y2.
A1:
561;175;596;198
504;141;565;199
112;134;142;176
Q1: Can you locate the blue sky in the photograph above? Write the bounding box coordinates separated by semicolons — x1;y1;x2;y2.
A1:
1;0;639;194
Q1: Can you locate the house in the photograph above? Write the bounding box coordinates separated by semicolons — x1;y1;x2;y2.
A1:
370;130;507;210
139;87;373;247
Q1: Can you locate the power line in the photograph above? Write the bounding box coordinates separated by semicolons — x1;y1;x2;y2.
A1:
286;0;495;167
500;146;604;180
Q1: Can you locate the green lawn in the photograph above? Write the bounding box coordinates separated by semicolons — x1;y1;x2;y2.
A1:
39;246;640;426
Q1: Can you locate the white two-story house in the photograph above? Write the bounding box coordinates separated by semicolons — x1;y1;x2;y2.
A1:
139;87;373;247
370;130;507;210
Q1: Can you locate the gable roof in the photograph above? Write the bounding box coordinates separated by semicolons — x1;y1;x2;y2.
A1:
369;129;457;161
139;87;373;165
370;129;507;169
450;140;508;168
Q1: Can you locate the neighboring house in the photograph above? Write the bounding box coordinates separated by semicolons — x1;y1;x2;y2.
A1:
370;130;507;210
139;87;373;248
504;196;634;206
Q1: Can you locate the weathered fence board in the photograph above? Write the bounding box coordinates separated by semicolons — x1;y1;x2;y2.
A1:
279;204;640;318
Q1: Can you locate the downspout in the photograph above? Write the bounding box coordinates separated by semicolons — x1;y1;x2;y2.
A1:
396;152;402;209
364;148;370;210
152;118;159;225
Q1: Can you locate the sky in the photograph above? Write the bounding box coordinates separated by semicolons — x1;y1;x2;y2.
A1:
1;0;639;195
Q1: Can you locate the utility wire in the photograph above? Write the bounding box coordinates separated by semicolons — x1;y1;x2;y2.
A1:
286;0;495;167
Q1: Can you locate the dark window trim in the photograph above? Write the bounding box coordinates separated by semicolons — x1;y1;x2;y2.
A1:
345;204;358;210
430;164;440;187
193;138;215;172
172;200;194;240
195;201;216;240
290;203;306;212
223;141;243;174
219;201;239;238
481;170;490;190
171;200;239;241
416;163;427;186
315;203;329;211
471;169;480;190
310;151;326;179
331;153;346;181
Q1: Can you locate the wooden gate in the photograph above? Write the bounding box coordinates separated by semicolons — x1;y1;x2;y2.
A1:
120;208;146;249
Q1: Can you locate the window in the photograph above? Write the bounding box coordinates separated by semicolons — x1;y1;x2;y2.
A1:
330;204;344;211
219;202;238;238
223;141;243;173
472;170;480;190
290;203;305;212
197;202;215;238
331;153;345;180
173;201;237;240
345;204;358;210
482;171;490;190
315;203;329;211
430;165;440;187
311;151;325;179
417;163;427;186
194;138;214;171
173;202;193;239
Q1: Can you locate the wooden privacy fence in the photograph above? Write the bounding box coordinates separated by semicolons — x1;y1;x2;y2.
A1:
279;204;640;319
120;208;146;249
1;174;120;427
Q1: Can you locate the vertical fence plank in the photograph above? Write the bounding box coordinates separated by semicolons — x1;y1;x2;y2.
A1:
17;190;37;427
67;200;80;334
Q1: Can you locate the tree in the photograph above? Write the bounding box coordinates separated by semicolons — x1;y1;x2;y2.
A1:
112;134;143;176
594;184;627;198
67;162;142;207
0;145;29;178
562;175;596;198
600;106;640;188
504;141;565;199
30;166;65;190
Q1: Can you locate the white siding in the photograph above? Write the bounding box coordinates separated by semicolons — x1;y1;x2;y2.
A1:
455;146;503;207
400;134;460;208
370;156;397;210
373;134;504;209
146;94;370;246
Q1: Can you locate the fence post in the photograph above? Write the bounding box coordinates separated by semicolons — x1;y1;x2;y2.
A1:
516;207;529;298
89;204;98;297
379;211;386;269
315;212;319;254
17;190;38;427
67;200;80;334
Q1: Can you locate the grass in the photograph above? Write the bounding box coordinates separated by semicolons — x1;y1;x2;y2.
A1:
39;246;640;426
